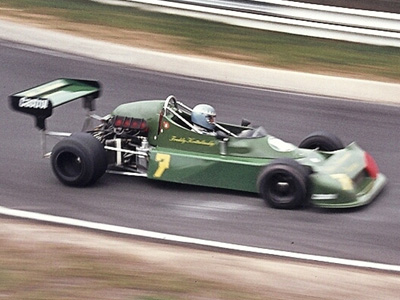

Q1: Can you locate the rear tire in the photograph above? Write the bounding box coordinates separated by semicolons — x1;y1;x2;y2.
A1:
258;158;309;209
299;131;343;151
51;133;107;186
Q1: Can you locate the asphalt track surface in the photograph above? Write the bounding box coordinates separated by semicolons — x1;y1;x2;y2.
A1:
1;39;400;266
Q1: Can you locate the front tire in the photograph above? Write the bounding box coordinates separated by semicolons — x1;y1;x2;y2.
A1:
258;158;309;209
299;131;344;151
51;133;107;186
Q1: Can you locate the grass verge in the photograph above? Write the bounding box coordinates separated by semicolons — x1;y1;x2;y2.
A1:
0;219;266;300
0;0;399;82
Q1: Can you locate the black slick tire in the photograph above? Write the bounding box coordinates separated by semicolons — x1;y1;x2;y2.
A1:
258;158;309;209
51;132;107;186
299;131;344;151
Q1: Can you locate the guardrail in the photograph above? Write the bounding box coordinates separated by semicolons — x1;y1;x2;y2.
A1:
118;0;400;47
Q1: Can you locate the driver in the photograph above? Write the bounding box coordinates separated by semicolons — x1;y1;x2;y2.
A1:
191;104;217;135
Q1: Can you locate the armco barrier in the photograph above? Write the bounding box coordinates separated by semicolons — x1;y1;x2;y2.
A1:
120;0;400;47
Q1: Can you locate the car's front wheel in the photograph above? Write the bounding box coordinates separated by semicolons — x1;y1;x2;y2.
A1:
51;132;107;186
299;131;344;151
258;158;309;209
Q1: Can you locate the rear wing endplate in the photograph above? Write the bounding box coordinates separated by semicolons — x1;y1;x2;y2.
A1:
9;78;101;130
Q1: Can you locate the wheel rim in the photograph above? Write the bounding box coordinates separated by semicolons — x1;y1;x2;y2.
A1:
269;171;296;204
56;152;83;178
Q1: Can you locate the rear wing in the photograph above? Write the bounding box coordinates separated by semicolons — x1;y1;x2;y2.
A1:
9;78;101;130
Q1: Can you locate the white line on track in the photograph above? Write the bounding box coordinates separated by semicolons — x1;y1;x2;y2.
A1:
1;205;399;272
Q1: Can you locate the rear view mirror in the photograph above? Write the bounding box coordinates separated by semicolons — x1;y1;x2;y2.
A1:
241;118;251;127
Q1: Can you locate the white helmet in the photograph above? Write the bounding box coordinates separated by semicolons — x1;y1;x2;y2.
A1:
191;104;216;130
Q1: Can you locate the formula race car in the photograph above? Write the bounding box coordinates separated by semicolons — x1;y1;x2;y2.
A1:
9;78;387;209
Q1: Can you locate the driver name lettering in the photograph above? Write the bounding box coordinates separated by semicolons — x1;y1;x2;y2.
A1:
169;136;216;147
19;97;49;109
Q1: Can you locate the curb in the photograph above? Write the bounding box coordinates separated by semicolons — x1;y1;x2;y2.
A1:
0;19;399;104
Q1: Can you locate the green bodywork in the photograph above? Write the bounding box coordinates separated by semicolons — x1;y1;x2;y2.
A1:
112;99;387;208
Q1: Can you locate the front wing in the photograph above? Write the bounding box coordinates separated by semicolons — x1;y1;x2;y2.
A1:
308;143;387;208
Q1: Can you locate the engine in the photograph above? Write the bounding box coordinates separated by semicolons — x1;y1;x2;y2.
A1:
92;115;151;174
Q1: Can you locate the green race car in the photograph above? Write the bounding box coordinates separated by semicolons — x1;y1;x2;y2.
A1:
9;78;387;209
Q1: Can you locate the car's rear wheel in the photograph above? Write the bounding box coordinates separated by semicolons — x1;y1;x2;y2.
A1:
299;131;343;151
51;133;107;186
258;158;309;209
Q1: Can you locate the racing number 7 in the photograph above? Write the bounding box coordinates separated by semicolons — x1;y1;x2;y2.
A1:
154;153;171;178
